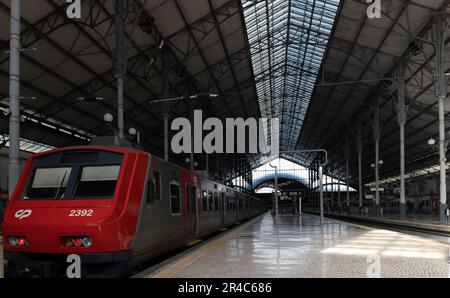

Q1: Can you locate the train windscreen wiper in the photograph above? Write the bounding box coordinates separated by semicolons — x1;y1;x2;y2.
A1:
53;170;68;200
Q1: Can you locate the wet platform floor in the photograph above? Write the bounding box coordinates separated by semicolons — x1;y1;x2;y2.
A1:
137;213;449;278
327;211;449;226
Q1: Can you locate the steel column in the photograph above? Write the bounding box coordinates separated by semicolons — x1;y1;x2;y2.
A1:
345;133;350;214
274;165;279;215
161;39;170;162
373;97;381;216
8;0;21;197
337;175;341;213
331;179;334;211
435;14;449;223
164;113;169;161
396;64;407;218
319;166;324;223
356;115;363;215
115;0;126;139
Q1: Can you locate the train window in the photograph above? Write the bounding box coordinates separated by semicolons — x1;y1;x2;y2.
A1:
74;165;120;199
214;192;219;211
202;191;208;212
153;171;161;200
170;182;181;215
147;179;154;203
24;167;72;200
208;192;214;212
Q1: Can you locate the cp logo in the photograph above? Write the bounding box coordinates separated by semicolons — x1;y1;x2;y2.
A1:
14;209;32;219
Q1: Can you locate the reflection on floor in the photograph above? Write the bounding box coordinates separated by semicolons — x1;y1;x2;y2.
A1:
325;211;450;226
141;213;449;278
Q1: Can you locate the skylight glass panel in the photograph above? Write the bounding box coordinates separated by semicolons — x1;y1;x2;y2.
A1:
0;134;55;154
243;0;340;151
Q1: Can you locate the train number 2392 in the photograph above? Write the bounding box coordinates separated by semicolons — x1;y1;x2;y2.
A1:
69;209;93;217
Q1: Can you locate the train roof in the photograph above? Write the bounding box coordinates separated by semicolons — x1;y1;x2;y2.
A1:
30;145;148;158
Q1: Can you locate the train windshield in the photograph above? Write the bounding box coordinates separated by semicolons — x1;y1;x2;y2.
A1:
25;167;72;200
24;165;121;200
73;165;120;199
23;150;124;200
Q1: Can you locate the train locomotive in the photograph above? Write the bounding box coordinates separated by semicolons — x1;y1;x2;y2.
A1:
1;145;266;277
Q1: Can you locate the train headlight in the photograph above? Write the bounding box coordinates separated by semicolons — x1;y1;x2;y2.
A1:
82;237;92;247
8;236;28;247
61;236;92;248
8;236;17;246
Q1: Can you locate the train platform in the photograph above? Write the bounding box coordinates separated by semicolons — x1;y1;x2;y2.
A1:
135;213;449;278
312;212;450;235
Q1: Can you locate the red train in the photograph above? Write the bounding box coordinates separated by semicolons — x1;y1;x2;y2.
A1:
1;145;266;277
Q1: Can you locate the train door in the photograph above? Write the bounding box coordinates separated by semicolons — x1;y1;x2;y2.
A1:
186;184;197;236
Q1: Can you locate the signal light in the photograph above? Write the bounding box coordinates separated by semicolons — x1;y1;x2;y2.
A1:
61;236;92;248
73;238;83;247
8;236;28;247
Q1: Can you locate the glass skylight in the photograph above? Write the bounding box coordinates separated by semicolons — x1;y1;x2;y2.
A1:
242;0;341;150
0;134;55;154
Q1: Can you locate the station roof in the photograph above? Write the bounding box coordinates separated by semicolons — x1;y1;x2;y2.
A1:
1;0;450;185
297;0;450;185
0;0;258;174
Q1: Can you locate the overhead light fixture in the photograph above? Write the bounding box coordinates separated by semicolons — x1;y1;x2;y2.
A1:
427;138;436;146
128;127;137;136
103;113;113;123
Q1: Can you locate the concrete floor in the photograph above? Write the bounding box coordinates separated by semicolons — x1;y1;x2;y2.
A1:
140;213;449;278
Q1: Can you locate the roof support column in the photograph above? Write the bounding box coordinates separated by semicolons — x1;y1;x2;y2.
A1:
395;62;407;218
318;165;324;224
337;173;341;213
189;104;194;171
8;0;21;198
356;115;363;215
330;176;334;212
434;13;448;223
269;162;278;216
324;168;328;212
161;40;170;162
345;132;350;214
115;0;126;139
372;97;381;217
